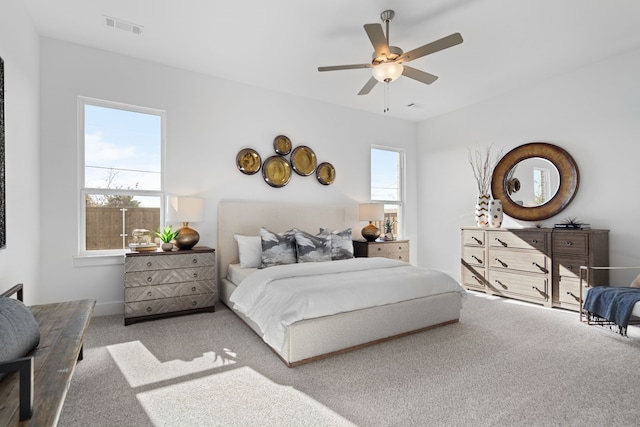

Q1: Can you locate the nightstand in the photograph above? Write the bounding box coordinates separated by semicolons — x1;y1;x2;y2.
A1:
124;246;216;325
353;240;410;262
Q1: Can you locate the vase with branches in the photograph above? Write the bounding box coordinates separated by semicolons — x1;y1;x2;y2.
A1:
468;144;503;227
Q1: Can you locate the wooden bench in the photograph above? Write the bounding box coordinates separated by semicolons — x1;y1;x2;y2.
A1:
0;284;95;427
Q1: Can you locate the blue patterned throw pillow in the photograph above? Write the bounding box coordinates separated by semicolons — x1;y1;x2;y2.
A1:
294;229;332;263
259;227;297;268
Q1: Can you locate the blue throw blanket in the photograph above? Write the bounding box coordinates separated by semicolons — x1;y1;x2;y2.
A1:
583;287;640;334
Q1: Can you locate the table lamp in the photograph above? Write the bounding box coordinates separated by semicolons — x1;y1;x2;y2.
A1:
167;196;204;250
359;203;384;242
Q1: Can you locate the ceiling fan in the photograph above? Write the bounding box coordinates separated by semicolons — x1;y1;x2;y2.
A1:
318;10;463;97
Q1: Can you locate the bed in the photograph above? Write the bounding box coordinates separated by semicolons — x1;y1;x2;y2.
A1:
217;201;466;366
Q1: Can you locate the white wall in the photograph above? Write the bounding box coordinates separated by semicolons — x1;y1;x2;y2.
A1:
0;0;41;304
38;38;418;315
417;47;640;283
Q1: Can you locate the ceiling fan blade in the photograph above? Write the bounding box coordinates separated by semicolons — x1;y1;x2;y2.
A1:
364;23;390;58
358;76;378;95
400;32;463;63
318;64;372;72
402;66;438;85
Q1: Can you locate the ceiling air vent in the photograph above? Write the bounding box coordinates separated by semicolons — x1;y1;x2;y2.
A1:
104;15;143;35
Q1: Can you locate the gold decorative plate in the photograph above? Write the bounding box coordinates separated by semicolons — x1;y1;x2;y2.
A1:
273;135;292;155
236;148;261;175
316;162;336;185
262;156;292;187
291;145;317;176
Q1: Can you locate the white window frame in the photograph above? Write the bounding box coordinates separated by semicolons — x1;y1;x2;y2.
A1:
77;96;166;256
370;145;405;238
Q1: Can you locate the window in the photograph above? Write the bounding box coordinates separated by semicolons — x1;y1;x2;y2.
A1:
370;146;404;237
79;98;164;253
533;167;550;205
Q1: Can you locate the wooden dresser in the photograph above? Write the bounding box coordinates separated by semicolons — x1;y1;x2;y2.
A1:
552;230;609;311
461;227;608;311
353;240;410;262
124;246;216;325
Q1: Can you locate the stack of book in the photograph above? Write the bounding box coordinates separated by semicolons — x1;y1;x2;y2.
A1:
553;223;591;230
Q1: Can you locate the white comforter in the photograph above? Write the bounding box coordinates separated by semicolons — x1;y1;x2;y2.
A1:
229;257;466;352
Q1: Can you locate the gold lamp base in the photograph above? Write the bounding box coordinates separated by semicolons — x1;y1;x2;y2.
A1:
175;222;200;250
361;222;381;242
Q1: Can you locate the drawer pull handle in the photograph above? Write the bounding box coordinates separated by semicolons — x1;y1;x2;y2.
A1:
147;291;152;296
398;246;403;250
495;279;508;290
146;306;152;312
193;273;198;278
192;301;197;306
147;261;152;267
532;262;548;273
192;258;198;264
147;277;152;283
473;275;483;283
495;258;508;268
567;265;573;270
377;248;382;251
472;237;483;245
531;286;547;297
398;256;403;260
566;291;580;301
531;239;538;244
495;238;508;247
472;255;483;264
565;241;572;246
192;286;197;292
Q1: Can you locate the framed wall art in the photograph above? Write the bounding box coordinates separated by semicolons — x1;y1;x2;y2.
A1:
0;56;5;249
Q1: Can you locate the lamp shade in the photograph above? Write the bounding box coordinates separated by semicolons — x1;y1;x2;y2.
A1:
372;62;404;83
166;197;204;223
359;203;384;221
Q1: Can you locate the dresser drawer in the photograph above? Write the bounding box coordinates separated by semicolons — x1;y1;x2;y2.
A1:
372;242;409;255
462;246;485;267
125;293;216;318
125;280;216;302
462;229;486;247
125;266;215;287
555;256;588;281
557;278;584;306
461;267;486;290
490;270;549;301
489;250;549;275
488;230;548;252
552;232;588;255
125;252;215;272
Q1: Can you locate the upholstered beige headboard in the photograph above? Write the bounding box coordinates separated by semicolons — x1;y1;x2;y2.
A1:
217;200;347;283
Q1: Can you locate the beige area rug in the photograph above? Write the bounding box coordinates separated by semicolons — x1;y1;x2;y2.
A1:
136;366;355;427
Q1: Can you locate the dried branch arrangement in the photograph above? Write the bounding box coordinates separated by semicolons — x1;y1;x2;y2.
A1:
468;144;503;195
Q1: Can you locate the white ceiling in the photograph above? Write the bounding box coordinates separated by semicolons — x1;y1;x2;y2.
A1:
22;0;640;122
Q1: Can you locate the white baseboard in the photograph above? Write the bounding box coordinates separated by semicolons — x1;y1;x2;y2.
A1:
93;300;124;317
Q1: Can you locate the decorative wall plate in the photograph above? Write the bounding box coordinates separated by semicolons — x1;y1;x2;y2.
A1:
316;162;336;185
273;135;292;155
291;145;317;176
262;156;291;187
236;148;261;175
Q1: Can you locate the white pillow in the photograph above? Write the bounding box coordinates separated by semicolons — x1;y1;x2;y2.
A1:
234;234;262;268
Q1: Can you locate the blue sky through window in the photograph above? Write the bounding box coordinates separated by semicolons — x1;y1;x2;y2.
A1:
84;104;161;193
371;148;399;201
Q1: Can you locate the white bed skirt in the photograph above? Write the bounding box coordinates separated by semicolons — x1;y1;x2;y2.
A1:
220;277;462;366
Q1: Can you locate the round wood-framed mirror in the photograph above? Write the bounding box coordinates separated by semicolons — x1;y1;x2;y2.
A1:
491;142;579;221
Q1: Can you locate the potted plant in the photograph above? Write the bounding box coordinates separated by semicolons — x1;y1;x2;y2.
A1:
156;225;179;251
383;218;397;241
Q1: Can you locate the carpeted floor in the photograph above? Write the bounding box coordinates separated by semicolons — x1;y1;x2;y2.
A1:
59;293;640;426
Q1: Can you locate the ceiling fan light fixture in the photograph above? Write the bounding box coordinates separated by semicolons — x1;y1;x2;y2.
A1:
372;62;403;83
